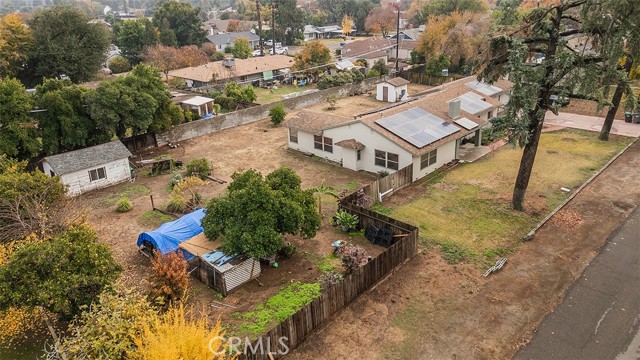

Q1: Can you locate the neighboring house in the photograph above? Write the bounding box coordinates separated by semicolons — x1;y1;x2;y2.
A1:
168;55;294;88
283;76;512;181
172;95;216;117
41;140;132;196
206;31;261;52
202;19;258;36
303;25;353;41
387;29;422;41
464;79;512;106
376;77;410;103
340;37;415;67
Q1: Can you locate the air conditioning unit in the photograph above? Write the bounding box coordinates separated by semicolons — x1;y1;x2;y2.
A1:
223;57;235;68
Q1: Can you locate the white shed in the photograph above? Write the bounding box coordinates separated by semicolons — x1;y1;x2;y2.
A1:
42;140;132;196
376;77;410;103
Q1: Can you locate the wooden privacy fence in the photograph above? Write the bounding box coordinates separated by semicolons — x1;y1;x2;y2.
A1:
242;189;418;359
357;164;414;203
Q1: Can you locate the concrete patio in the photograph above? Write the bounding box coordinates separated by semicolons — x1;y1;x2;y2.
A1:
545;111;640;137
458;143;492;163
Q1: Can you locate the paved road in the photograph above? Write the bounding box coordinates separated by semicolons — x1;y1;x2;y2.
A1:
545;111;640;137
515;206;640;360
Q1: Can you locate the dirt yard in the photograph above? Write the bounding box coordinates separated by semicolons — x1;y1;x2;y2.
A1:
76;118;377;328
288;136;640;360
562;98;626;120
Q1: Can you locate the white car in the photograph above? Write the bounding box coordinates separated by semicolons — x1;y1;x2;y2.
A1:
270;47;288;55
252;49;264;57
264;40;282;47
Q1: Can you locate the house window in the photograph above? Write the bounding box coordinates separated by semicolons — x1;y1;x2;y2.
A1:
420;149;437;170
313;135;333;153
488;110;493;119
356;149;361;161
289;129;298;143
89;167;106;182
375;150;399;170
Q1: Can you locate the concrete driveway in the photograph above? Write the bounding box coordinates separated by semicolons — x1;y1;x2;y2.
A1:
515;205;640;360
545;111;640;137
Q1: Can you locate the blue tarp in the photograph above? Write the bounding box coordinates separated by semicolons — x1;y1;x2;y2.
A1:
136;209;206;255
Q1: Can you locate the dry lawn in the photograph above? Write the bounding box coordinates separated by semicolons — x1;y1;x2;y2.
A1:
388;129;632;262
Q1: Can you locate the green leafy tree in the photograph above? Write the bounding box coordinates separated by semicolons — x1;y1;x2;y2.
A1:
0;225;122;318
109;55;132;74
0;78;39;159
202;167;321;259
0;14;33;78
421;0;487;19
35;78;105;155
113;18;159;64
293;40;332;79
231;37;253;59
424;53;450;76
479;0;627;210
274;0;306;45
55;286;155;359
89;64;184;138
153;0;207;47
372;58;389;76
25;5;111;84
223;81;257;103
269;103;287;126
0;156;68;243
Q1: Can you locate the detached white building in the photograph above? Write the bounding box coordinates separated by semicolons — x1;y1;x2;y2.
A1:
376;77;410;103
42;140;132;196
283;77;512;181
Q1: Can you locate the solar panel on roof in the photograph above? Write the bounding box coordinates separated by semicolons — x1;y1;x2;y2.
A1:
454;117;480;130
464;81;502;96
459;92;493;115
375;107;460;148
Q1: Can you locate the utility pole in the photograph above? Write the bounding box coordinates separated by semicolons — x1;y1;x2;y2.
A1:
256;0;264;56
271;0;276;56
395;2;400;75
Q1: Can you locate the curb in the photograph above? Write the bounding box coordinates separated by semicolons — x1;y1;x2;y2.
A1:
523;137;638;241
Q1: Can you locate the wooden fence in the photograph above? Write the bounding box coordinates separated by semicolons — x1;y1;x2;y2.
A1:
357;164;414;203
242;186;419;359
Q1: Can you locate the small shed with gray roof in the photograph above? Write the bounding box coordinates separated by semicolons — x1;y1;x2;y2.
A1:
42;140;132;196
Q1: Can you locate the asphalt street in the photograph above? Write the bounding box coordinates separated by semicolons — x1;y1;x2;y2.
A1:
515;206;640;360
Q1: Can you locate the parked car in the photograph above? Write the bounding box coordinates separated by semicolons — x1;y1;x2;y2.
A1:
269;47;288;55
264;40;282;47
252;49;264;57
549;94;570;106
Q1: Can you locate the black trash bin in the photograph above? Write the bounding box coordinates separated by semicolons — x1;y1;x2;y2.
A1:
634;113;640;124
625;112;632;123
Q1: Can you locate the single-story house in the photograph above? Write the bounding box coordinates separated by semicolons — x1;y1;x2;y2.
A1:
202;19;258;35
376;77;410;103
136;209;260;296
41;140;132;196
340;37;415;67
168;55;294;88
303;24;355;41
206;31;261;52
387;29;421;41
283;76;512;181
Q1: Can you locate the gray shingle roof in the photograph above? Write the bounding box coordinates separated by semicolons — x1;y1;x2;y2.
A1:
206;31;260;46
44;140;132;175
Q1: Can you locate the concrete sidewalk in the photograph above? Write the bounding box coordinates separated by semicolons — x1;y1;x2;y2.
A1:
515;206;640;360
545;111;640;137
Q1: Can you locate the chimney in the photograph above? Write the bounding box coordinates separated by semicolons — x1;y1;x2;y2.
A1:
448;98;461;119
223;57;235;68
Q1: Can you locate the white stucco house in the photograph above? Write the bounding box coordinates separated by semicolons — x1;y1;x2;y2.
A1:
42;140;132;196
376;77;410;103
283;76;512;181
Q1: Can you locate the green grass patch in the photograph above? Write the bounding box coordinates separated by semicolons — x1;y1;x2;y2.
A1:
388;129;632;264
234;282;321;338
317;257;338;273
370;202;392;216
103;184;150;206
253;86;307;104
138;210;174;227
343;180;358;191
